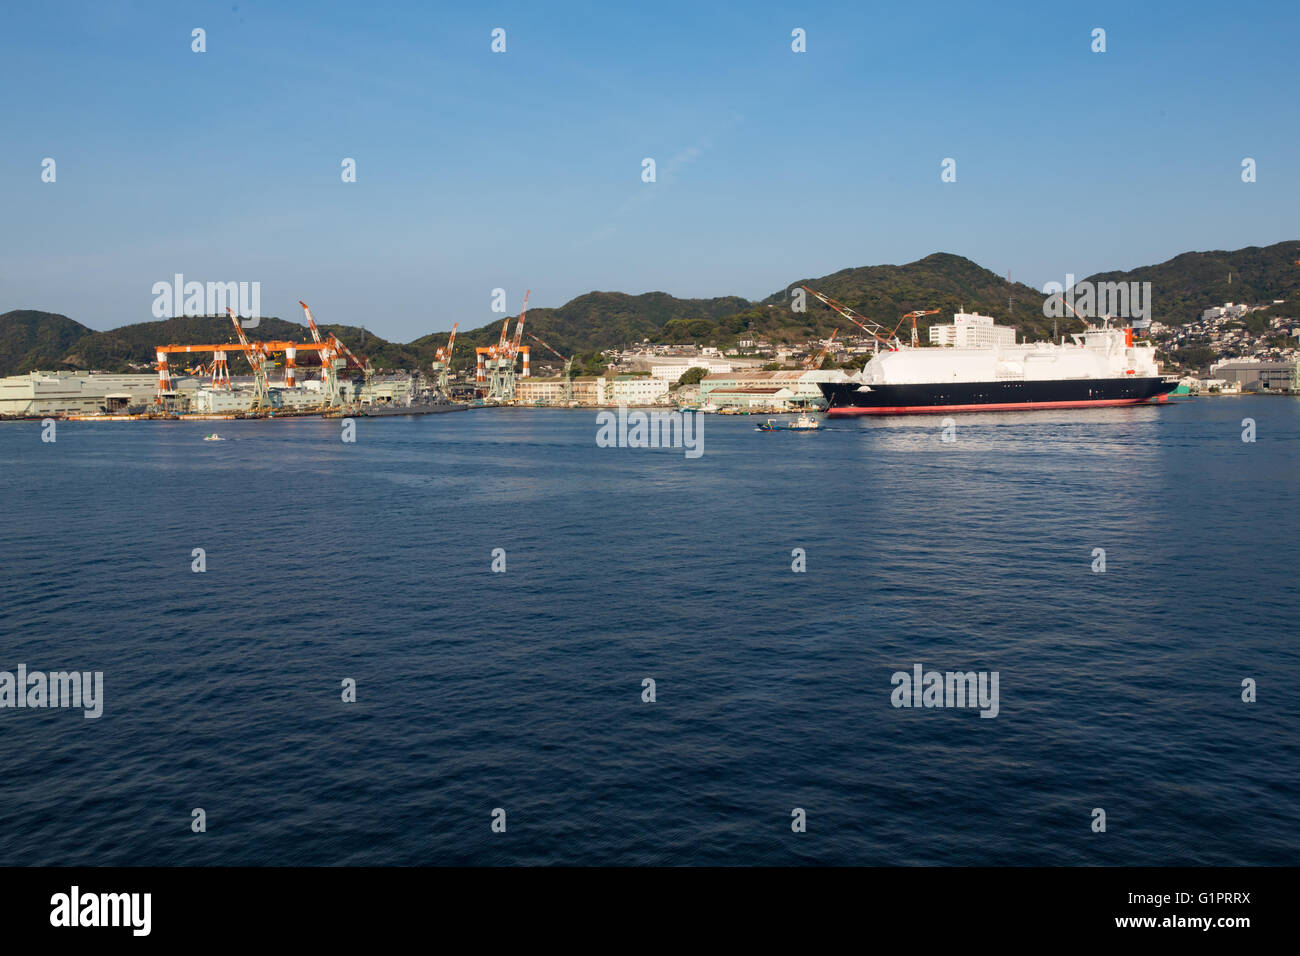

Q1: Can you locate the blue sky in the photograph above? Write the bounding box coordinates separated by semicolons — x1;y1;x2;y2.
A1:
2;0;1297;339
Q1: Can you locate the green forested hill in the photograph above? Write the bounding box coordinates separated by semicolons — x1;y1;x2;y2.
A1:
0;311;94;374
441;290;753;359
4;241;1297;375
748;252;1051;344
1081;241;1300;325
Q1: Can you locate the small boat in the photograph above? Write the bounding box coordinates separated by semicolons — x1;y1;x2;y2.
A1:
757;414;821;431
203;433;224;441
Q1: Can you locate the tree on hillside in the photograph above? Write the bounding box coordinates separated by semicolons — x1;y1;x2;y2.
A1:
677;366;709;387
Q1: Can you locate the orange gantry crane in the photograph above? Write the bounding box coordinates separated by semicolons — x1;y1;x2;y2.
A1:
153;304;372;410
475;290;531;401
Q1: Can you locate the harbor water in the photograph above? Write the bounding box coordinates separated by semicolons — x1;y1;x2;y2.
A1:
0;397;1296;865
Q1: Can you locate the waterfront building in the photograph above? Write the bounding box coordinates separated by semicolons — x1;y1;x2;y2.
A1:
0;371;161;417
610;375;670;405
1209;358;1300;392
515;377;570;404
706;386;797;409
699;369;848;409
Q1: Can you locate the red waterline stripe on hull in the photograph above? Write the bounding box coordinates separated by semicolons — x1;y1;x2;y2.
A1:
827;398;1161;416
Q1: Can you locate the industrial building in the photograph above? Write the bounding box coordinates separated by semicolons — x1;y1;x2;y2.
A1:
610;375;670;405
707;386;797;409
515;377;571;405
699;369;848;410
0;371;162;418
620;352;766;383
1210;358;1300;392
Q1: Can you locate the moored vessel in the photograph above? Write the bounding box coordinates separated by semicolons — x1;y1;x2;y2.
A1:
819;313;1176;416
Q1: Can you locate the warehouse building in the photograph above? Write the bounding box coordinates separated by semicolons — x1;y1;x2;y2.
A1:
0;371;161;417
515;377;570;405
699;369;847;409
610;375;670;405
706;386;797;409
1210;359;1300;393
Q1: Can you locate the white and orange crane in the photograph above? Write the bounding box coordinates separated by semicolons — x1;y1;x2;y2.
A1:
475;290;531;402
803;328;839;369
299;300;375;405
432;323;458;396
801;286;898;351
226;307;270;408
891;309;940;348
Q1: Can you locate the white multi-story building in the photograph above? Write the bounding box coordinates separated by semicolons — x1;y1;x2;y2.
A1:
929;312;1017;348
645;355;736;382
610;376;670;405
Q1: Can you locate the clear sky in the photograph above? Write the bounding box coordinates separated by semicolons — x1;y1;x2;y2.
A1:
2;0;1297;339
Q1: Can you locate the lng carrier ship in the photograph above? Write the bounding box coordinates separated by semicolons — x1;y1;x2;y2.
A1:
805;287;1176;416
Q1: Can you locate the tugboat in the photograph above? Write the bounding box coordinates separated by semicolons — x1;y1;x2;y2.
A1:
756;414;821;431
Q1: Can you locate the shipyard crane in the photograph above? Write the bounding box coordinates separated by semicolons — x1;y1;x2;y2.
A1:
299;300;375;403
227;308;270;409
890;309;940;348
300;300;342;406
803;329;839;370
432;323;458;396
483;290;531;402
330;334;374;384
506;290;530;362
801;286;897;351
300;300;331;376
527;331;575;403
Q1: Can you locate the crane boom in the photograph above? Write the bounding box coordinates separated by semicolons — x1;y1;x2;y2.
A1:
526;331;565;363
299;301;324;343
507;289;530;360
227;307;269;406
299;299;342;389
435;323;458;364
889;309;940;347
803;329;838;369
801;286;895;347
330;335;371;376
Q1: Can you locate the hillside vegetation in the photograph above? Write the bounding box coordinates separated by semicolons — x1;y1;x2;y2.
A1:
4;241;1297;376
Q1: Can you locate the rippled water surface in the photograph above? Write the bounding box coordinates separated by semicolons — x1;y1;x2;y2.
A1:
0;398;1296;865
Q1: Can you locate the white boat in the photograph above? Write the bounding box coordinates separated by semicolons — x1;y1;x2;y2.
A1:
203;433;224;441
757;414;821;431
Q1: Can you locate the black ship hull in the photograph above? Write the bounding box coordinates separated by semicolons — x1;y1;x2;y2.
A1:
819;376;1177;416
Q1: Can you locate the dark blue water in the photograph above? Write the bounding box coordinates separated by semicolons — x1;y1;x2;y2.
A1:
1;398;1296;865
